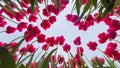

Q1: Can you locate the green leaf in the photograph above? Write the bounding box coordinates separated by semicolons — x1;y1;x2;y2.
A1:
69;52;80;68
17;54;32;65
98;6;104;16
3;0;13;9
101;0;109;8
102;0;115;18
75;0;81;15
30;0;36;13
19;64;26;68
96;57;104;67
37;53;47;68
0;47;16;68
79;55;85;68
91;0;97;8
40;48;57;68
79;0;91;19
103;56;116;68
62;61;67;68
11;37;24;55
115;0;120;6
26;53;35;68
97;48;116;68
56;0;62;10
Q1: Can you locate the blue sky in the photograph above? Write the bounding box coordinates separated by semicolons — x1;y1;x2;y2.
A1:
0;0;115;67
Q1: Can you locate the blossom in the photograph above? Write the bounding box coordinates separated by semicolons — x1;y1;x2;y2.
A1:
94;13;103;23
85;15;94;27
43;9;50;17
2;6;15;19
82;0;88;5
6;26;16;34
40;20;51;30
98;32;108;43
57;55;64;64
0;42;7;47
42;44;49;51
20;1;28;8
0;16;7;27
49;16;56;24
24;24;41;42
76;47;84;55
74;53;82;65
63;43;71;53
87;41;97;51
29;15;38;22
47;4;54;13
13;54;18;61
107;29;117;39
46;36;55;47
9;42;18;50
30;62;38;68
50;55;56;63
17;22;27;32
66;14;79;23
53;6;61;15
104;42;118;58
78;21;87;31
19;47;27;55
55;36;65;45
37;33;46;43
91;56;105;65
15;12;24;21
108;20;120;31
24;31;35;42
27;44;36;53
27;7;40;15
73;36;81;45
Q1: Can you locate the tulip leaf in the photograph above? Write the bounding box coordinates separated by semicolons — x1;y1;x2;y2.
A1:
56;0;62;9
96;57;103;67
102;0;115;18
91;0;97;8
11;37;24;55
17;54;32;65
30;0;36;13
3;0;12;9
40;48;57;68
75;0;81;15
0;47;16;68
20;64;26;68
103;56;116;68
79;0;91;19
26;53;35;68
101;0;109;8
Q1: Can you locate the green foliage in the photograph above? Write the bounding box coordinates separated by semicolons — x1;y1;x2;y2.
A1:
0;47;16;68
40;48;57;68
11;37;25;55
75;0;81;16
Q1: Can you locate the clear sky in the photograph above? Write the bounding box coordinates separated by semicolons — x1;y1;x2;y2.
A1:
0;1;115;67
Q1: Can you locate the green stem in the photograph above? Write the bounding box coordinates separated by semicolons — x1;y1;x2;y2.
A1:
113;39;120;44
55;45;58;57
71;1;76;14
5;36;24;48
0;31;5;34
31;40;37;44
33;50;43;62
0;15;18;24
83;55;93;67
16;0;29;20
44;0;50;16
38;13;43;21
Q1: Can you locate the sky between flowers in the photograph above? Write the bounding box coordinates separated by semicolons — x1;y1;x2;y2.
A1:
0;1;110;61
